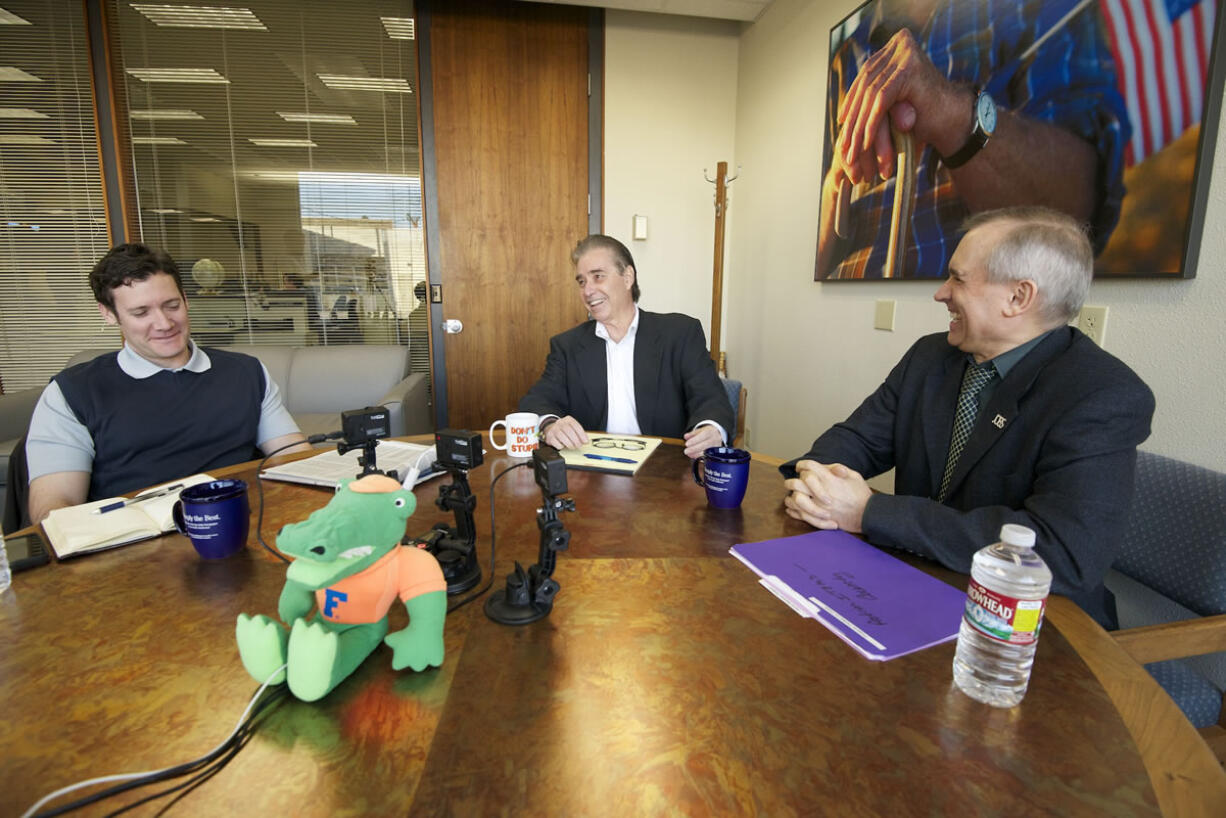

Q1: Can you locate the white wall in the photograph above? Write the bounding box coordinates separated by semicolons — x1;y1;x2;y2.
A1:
604;10;740;337
602;0;1226;472
721;0;1226;471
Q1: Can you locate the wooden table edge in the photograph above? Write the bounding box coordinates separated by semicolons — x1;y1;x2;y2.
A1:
1047;596;1226;817
17;436;1216;817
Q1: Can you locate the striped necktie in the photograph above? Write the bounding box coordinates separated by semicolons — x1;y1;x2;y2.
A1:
937;361;995;502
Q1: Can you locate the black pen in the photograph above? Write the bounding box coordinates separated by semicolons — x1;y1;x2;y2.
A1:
583;453;635;464
93;483;184;514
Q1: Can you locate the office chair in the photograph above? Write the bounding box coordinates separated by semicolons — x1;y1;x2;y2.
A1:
719;377;747;447
1105;451;1226;762
2;433;31;535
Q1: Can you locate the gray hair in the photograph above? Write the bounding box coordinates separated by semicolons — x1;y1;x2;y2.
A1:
962;206;1092;324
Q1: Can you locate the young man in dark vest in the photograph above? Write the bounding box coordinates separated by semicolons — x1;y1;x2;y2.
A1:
25;243;310;522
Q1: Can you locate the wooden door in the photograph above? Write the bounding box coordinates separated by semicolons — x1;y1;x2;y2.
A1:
427;0;591;431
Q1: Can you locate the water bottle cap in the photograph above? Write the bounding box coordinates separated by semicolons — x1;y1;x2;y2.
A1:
999;524;1036;547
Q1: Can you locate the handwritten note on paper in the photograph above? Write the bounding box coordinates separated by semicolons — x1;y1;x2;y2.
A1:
730;530;966;661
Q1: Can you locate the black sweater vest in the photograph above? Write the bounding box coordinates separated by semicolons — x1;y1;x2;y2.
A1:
55;348;266;499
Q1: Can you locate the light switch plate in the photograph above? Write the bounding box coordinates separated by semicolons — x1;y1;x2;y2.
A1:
633;214;648;240
874;299;896;331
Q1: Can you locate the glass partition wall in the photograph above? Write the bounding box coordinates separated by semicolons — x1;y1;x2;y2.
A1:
110;0;426;363
2;1;428;394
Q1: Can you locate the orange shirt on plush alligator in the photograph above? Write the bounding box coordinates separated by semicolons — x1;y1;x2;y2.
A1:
236;474;446;701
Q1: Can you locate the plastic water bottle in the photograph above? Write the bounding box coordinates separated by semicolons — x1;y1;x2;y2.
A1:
0;533;11;595
952;524;1052;707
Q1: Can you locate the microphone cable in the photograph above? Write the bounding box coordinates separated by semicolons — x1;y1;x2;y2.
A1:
106;685;286;817
21;666;289;818
445;460;530;614
254;433;341;563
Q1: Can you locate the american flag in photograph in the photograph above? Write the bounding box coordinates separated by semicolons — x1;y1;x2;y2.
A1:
1098;0;1219;166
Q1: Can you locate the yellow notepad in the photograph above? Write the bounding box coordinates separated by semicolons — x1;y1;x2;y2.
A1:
557;435;662;475
41;474;215;558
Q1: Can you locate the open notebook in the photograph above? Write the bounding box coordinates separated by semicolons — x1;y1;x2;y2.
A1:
259;440;442;489
42;473;216;559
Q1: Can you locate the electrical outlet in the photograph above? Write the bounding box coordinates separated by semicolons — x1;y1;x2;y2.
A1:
1077;305;1108;346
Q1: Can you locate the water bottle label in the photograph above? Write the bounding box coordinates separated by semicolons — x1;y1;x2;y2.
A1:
964;579;1047;645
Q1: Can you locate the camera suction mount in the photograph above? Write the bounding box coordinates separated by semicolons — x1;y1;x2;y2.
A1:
485;446;575;625
423;430;484;594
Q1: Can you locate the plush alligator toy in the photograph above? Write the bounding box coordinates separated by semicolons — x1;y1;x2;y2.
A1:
236;474;446;701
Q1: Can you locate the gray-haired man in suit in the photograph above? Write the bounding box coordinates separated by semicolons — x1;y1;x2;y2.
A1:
783;207;1154;628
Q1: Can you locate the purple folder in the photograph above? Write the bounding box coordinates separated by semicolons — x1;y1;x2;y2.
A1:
730;530;966;661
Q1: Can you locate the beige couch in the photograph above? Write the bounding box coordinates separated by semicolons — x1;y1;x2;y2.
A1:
1;344;431;525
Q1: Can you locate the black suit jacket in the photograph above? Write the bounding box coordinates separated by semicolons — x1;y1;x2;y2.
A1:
518;310;734;439
783;328;1155;629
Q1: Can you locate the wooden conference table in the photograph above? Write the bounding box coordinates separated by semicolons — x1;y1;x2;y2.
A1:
2;438;1222;816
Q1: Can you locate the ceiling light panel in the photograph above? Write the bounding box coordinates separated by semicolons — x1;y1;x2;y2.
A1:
130;4;266;30
0;8;33;25
132;136;188;144
380;17;415;39
0;66;42;81
275;112;357;125
148;208;183;214
126;67;229;84
0;107;47;118
129;109;204;120
248;138;317;147
240;170;301;182
0;134;56;145
317;74;411;93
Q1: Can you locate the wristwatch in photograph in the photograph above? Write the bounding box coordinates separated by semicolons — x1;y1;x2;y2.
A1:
941;89;997;169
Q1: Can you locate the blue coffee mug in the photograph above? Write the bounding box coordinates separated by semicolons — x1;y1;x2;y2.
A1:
692;447;751;509
172;479;250;559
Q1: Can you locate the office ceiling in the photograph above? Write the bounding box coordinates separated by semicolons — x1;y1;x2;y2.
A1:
115;0;770;189
524;0;771;22
6;0;767;229
113;1;421;185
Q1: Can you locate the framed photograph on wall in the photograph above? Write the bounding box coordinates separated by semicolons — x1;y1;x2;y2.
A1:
816;0;1224;281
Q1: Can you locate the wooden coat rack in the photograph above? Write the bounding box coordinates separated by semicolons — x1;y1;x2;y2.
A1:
704;161;738;373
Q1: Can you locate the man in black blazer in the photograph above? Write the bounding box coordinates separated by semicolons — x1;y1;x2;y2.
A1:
782;207;1154;629
519;235;734;459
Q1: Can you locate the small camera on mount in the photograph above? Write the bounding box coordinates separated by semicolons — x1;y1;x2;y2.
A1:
341;406;391;446
421;428;484;594
435;429;483;471
485;445;576;626
533;444;568;497
337;406;393;479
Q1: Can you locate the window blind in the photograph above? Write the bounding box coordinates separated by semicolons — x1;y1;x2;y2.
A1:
0;0;114;393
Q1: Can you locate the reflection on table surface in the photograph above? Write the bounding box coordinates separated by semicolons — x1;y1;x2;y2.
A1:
0;437;1188;816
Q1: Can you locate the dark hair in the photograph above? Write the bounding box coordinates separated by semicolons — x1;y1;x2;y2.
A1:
90;243;184;312
570;234;640;302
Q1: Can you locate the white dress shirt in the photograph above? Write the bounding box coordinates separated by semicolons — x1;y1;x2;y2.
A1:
595;307;641;434
541;306;727;443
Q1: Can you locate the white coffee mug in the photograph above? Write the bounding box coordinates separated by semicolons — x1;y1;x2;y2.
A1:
490;412;540;458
